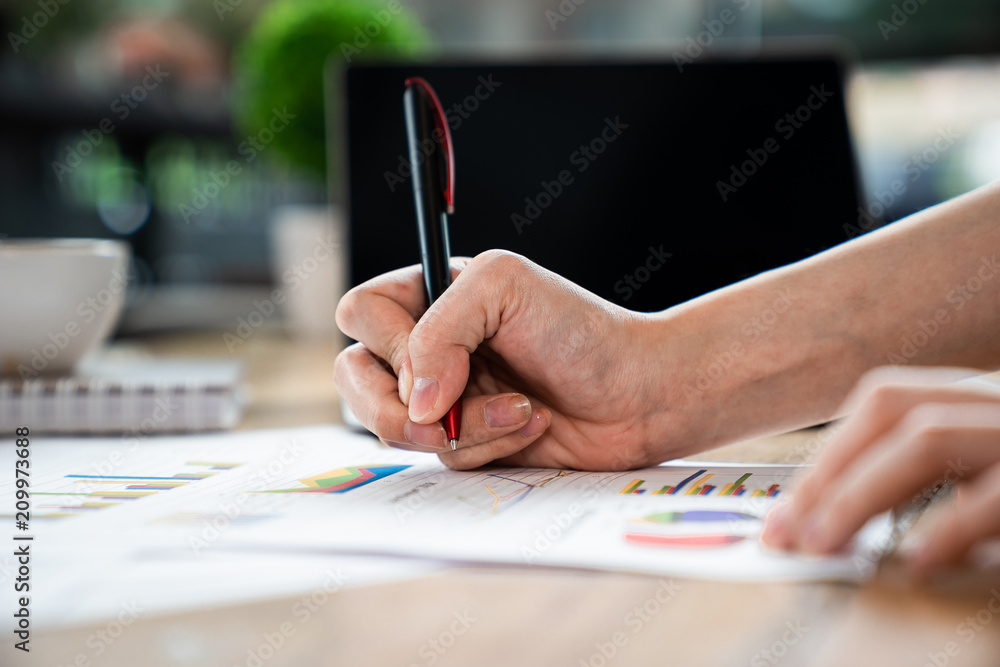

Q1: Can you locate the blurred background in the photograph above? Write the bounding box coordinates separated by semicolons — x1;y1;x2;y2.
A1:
1;0;998;334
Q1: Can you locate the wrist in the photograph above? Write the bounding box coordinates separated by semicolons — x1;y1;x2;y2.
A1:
621;309;709;463
628;286;834;462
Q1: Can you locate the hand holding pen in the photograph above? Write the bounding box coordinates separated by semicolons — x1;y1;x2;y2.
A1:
335;80;649;472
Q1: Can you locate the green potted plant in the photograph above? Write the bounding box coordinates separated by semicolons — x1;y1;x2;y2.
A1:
233;0;431;191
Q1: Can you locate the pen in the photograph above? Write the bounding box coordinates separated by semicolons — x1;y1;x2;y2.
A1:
880;478;954;563
403;77;462;451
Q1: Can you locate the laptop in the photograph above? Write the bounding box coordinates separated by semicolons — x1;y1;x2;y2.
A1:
339;55;862;314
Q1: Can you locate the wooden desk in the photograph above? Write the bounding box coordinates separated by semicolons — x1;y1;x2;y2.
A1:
29;330;1000;667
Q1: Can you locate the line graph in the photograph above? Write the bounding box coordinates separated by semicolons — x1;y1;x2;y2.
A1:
457;469;572;516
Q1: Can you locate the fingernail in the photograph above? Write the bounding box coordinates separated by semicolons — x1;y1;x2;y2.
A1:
409;377;439;422
404;421;447;450
518;409;548;439
485;395;531;429
398;361;413;406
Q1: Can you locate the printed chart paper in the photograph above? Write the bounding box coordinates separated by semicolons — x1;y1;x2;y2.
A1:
0;427;440;627
0;424;890;611
214;452;887;582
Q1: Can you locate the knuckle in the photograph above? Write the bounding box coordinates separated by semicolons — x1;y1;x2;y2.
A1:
859;365;909;389
333;343;363;387
409;306;454;362
334;287;362;334
865;382;907;411
365;400;391;439
471;248;528;279
466;248;529;317
899;403;954;459
382;331;410;370
407;318;436;361
852;368;915;409
903;403;952;431
828;490;865;525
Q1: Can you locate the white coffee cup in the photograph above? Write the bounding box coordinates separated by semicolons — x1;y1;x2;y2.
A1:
269;205;346;341
0;239;130;377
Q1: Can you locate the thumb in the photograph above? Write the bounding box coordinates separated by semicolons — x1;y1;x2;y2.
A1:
406;251;519;423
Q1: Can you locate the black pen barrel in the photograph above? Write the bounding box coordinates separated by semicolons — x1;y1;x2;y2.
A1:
404;85;453;307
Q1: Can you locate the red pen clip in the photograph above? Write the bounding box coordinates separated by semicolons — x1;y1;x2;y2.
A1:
404;77;455;214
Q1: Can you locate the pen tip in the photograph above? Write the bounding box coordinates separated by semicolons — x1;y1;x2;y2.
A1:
449;439;458;451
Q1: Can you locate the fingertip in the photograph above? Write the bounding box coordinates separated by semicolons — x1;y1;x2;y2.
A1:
518;407;550;440
760;502;790;549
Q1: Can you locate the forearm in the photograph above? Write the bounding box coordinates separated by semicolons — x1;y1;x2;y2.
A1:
644;181;1000;456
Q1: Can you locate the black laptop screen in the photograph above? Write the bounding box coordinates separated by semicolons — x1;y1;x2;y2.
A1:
344;58;860;312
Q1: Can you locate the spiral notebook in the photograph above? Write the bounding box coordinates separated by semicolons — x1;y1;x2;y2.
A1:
0;358;244;434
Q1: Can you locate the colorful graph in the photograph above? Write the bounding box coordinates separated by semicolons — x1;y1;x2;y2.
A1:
458;470;572;515
625;533;747;548
619;470;781;498
624;509;760;549
637;511;758;524
33;461;242;518
261;464;411;494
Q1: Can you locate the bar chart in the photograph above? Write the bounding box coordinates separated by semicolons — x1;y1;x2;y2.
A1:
33;461;241;519
619;470;782;498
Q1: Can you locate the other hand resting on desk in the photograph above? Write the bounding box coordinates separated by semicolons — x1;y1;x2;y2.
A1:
762;366;1000;574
